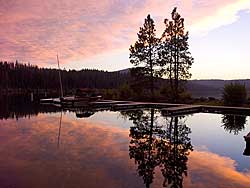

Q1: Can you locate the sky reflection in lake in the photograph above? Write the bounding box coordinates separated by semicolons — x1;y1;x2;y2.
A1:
0;110;250;188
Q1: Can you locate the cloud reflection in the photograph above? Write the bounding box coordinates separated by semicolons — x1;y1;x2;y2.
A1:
185;150;250;188
0;112;250;187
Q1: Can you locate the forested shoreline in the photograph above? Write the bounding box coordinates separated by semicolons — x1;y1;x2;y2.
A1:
0;61;128;91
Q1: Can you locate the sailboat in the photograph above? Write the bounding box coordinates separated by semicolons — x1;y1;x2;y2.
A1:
40;55;102;106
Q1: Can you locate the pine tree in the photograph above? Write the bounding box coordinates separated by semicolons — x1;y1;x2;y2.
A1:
160;8;194;101
129;14;161;100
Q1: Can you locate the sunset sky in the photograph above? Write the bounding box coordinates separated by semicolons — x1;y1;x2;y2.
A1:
1;0;250;79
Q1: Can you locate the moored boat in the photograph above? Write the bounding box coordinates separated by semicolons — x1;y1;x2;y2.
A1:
39;55;101;107
244;132;250;142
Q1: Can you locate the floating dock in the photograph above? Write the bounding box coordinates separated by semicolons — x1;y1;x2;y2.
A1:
40;99;250;116
111;102;182;111
161;105;202;115
161;105;250;116
91;100;129;108
201;105;250;115
112;103;149;110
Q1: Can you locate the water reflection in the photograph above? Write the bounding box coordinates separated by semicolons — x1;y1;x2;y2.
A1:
57;111;63;148
75;109;95;118
0;95;98;120
0;106;250;187
221;114;247;135
0;112;139;188
0;95;61;120
1;97;250;187
121;109;193;188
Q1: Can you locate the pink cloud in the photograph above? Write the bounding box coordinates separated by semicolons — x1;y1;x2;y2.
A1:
0;0;249;68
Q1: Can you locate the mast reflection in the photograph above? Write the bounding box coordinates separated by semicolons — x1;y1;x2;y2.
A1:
57;111;63;148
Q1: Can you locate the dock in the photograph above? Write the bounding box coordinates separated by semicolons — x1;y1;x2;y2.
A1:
111;102;182;111
161;105;202;115
40;99;250;116
91;100;129;108
161;105;250;116
202;105;250;115
112;103;150;110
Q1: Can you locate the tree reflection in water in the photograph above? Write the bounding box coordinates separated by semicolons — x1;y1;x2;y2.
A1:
221;114;247;135
121;109;193;188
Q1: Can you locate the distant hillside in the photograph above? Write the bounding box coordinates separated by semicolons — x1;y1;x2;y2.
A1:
117;69;250;98
116;69;250;99
187;80;250;99
116;68;130;74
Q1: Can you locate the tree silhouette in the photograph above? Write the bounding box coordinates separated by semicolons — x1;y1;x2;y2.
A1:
160;8;194;101
129;15;162;100
221;114;247;135
159;116;193;188
0;61;128;91
122;109;193;188
122;109;161;187
223;83;247;106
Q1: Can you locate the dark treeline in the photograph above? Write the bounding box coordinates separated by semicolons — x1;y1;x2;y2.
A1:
0;61;128;91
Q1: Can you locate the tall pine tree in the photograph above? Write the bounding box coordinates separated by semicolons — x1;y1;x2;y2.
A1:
160;8;194;101
129;14;161;100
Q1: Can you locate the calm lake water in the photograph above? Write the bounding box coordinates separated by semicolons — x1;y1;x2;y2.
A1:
1;100;250;187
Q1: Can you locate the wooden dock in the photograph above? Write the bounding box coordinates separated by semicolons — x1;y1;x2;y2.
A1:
112;103;150;110
161;105;250;116
201;105;250;115
162;105;202;115
111;102;250;116
91;100;129;108
111;102;182;111
40;99;250;116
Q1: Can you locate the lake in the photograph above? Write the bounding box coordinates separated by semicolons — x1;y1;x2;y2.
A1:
0;99;250;188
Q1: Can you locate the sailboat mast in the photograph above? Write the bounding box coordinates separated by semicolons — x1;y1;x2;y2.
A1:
57;54;63;98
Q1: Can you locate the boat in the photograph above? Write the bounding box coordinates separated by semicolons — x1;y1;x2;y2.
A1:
40;55;102;107
244;132;250;156
75;108;95;118
60;93;102;107
244;132;250;142
40;95;101;107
